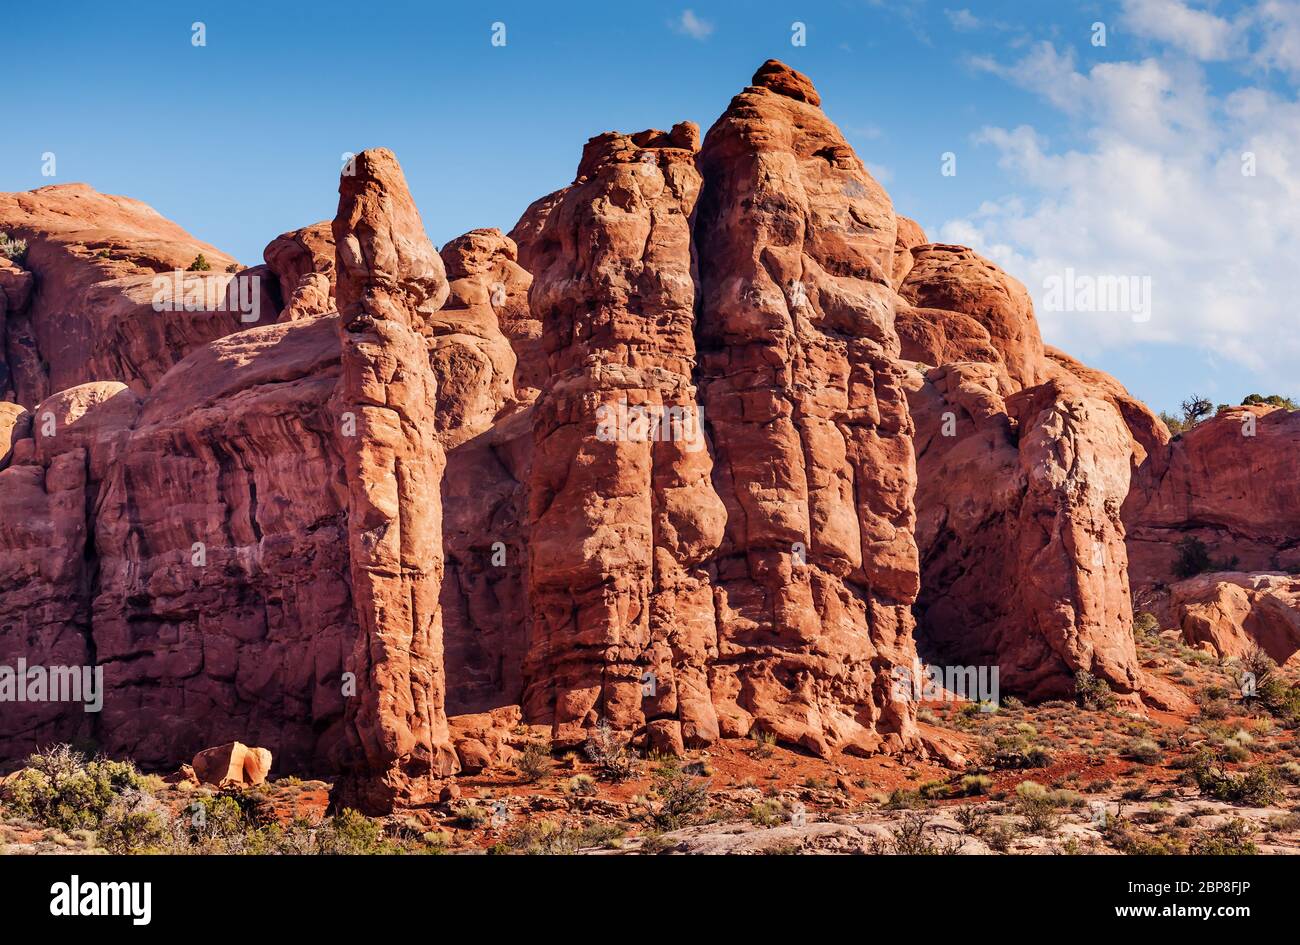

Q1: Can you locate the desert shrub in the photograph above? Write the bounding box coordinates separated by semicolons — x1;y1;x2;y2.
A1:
187;253;211;271
1198;697;1232;720
1181;395;1213;427
954;804;991;834
315;808;390;855
171;791;274;852
1188;752;1280;806
1173;536;1213;579
883;787;925;809
450;803;491;829
517;741;553;783
872;813;963;855
0;232;28;263
0;746;147;831
1158;411;1187;435
748;728;777;758
958;774;992;796
1126;738;1163;765
566;773;596;796
982;822;1016;852
1015;784;1062;835
1229;647;1276;700
918;779;952;800
1256;678;1300;724
1104;815;1188;855
1189;818;1258;855
984;731;1055;770
98;807;167;854
1132;611;1160;641
640;761;710;831
492;819;582;855
1074;670;1115;711
583;721;638;781
750;799;787;827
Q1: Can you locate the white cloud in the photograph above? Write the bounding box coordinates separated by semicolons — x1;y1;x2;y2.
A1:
942;34;1300;391
1256;0;1300;77
672;10;714;41
945;8;981;31
1120;0;1241;61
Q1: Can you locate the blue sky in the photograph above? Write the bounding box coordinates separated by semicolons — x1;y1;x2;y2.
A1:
3;1;1297;415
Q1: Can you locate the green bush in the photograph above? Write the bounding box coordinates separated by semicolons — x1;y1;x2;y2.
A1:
958;774;993;796
316;808;390;855
750;799;787;826
1188;753;1280;806
186;253;211;272
0;745;147;831
1127;738;1163;765
984;734;1055;770
1132;611;1160;641
1241;393;1298;411
1173;537;1212;579
0;232;28;263
1074;670;1116;711
641;761;710;831
517;741;553;783
98;808;167;854
1189;818;1258;855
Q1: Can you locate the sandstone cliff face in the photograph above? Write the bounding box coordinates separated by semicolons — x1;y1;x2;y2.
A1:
435;231;534;717
4;59;1298;808
692;63;922;755
264;221;335;322
1;151;462;813
1125;406;1300;587
907;364;1143;699
522;122;729;752
0;184;247;406
89;318;347;774
1168;572;1300;664
431;229;530;446
898;243;1047;394
897;234;1161;700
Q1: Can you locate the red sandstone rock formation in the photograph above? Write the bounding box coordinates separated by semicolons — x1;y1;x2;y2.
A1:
1125;405;1300;587
0;184;246;406
192;741;273;787
435;234;534;718
1168;572;1300;664
522;121;728;753
3;59;1299;808
906;363;1144;699
264;221;336;322
431;228;532;446
692;63;923;755
328;148;459;811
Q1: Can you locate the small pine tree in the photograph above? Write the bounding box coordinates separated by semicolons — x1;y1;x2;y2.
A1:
187;253;211;272
1173;536;1211;579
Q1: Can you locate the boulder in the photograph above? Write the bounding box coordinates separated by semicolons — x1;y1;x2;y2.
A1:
192;741;273;787
1170;572;1300;664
